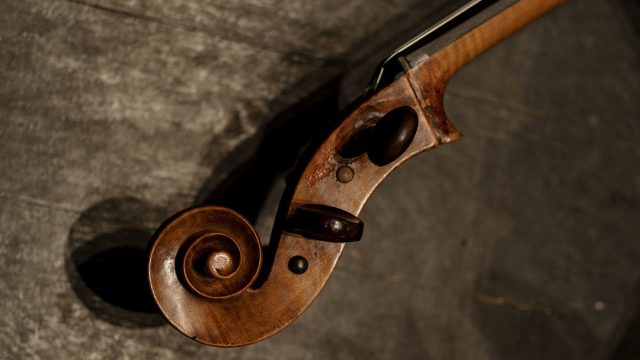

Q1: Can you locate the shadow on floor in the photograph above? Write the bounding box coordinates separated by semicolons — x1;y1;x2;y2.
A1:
65;197;167;328
64;76;343;328
62;0;452;329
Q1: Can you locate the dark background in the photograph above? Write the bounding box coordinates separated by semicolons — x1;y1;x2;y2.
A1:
1;0;639;359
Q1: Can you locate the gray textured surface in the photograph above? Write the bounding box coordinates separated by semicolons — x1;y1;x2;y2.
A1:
1;0;639;359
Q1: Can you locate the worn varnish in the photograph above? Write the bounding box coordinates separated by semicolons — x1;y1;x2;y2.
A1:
2;0;640;358
149;0;567;347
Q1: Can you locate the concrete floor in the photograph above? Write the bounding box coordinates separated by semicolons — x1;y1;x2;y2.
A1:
1;0;639;359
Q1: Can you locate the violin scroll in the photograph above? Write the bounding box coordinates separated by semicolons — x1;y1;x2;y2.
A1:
147;0;566;347
149;206;262;301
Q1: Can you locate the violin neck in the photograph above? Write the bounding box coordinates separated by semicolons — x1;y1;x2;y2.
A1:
417;0;566;83
368;0;565;94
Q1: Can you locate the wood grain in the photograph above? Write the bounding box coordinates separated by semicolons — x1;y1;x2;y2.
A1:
2;0;640;357
148;0;569;347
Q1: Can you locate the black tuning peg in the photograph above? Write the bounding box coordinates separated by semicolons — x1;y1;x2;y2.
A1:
285;204;363;243
337;106;418;166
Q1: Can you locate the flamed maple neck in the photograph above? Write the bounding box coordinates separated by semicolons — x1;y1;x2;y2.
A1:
368;0;565;95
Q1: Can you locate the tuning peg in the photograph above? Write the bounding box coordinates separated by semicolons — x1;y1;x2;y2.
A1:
286;204;363;243
337;106;418;167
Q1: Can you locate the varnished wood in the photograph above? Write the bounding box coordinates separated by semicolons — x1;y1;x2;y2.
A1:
148;0;565;347
414;0;566;84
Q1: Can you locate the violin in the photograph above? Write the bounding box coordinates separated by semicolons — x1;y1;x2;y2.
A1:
148;0;565;347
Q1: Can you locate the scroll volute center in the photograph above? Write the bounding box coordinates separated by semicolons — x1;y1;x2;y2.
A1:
180;232;252;299
206;249;237;278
